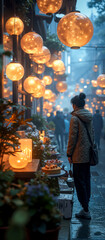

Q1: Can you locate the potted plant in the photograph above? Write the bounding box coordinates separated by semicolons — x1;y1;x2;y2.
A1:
44;32;65;54
0;170;61;240
0;98;31;169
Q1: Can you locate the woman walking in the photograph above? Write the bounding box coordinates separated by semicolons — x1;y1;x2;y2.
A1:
67;93;94;220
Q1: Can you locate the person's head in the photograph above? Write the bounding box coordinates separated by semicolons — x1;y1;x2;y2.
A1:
56;111;60;117
71;93;86;110
96;109;99;114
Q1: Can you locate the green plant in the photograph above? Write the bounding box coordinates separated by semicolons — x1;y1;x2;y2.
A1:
47;121;55;131
32;114;47;131
0;98;31;169
44;32;65;54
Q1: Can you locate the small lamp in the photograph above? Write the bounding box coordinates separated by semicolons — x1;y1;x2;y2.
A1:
56;81;67;93
9;151;28;169
36;0;63;14
6;17;24;35
43;75;52;85
32;81;45;98
6;62;24;81
31;46;51;64
97;74;105;88
19;139;32;163
20;32;43;54
23;76;40;94
52;60;65;75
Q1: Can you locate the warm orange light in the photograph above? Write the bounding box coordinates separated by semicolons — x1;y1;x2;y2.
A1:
93;64;98;72
103;89;105;95
97;74;105;88
47;113;50;117
33;64;45;74
9;151;28;169
86;79;90;84
57;12;93;48
3;33;12;51
37;106;40;112
46;53;58;68
36;0;63;14
6;17;24;35
43;101;53;110
23;76;40;94
52;60;65;75
19;139;32;163
91;80;98;88
6;62;24;81
21;32;43;54
56;81;67;92
80;78;84;84
44;89;53;100
48;93;56;102
32;81;45;98
43;76;52;85
79;88;84;93
31;46;51;64
96;89;102;95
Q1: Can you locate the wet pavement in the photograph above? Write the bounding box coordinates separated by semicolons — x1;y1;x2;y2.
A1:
58;138;105;240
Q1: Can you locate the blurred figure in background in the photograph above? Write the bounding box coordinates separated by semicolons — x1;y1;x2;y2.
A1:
47;112;54;123
64;115;70;148
93;110;103;150
53;111;65;152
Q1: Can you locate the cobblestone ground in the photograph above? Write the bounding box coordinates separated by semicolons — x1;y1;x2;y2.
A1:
58;138;105;240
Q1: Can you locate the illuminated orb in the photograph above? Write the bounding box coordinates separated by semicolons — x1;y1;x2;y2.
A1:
103;89;105;95
3;33;12;51
57;12;93;48
31;46;51;64
96;89;102;95
52;60;65;75
44;89;53;99
56;81;67;92
23;76;40;94
32;81;45;98
20;32;43;54
43;101;53;110
93;64;98;72
48;93;56;102
36;0;63;14
97;74;105;88
9;151;28;169
6;62;24;81
86;79;90;84
33;64;45;74
91;80;98;88
43;75;52;85
80;78;84;84
6;17;24;35
46;53;58;68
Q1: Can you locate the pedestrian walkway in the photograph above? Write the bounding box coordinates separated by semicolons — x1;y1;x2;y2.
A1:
58;138;105;240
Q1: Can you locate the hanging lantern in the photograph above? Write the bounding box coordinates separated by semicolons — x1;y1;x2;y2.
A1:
46;53;58;68
32;81;45;98
93;64;98;72
6;62;24;81
47;113;51;117
91;80;98;88
20;32;43;54
79;88;84;93
6;17;24;35
37;106;40;112
44;89;53;100
86;79;90;84
102;101;105;106
43;101;53;110
9;151;28;169
3;33;12;51
97;74;105;88
43;76;52;85
80;78;84;84
31;46;51;64
52;60;65;75
23;76;40;94
56;81;67;93
57;12;93;49
36;0;63;14
96;89;102;95
48;93;56;102
33;63;45;74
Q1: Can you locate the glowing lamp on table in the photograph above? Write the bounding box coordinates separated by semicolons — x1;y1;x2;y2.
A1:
9;151;28;169
19;139;32;163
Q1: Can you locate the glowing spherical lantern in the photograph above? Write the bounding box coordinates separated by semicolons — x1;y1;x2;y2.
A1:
36;0;63;14
97;74;105;88
56;81;67;93
43;76;52;85
3;33;12;51
79;88;84;93
23;76;40;94
9;151;28;169
57;12;93;48
52;60;65;75
102;101;105;106
32;80;45;98
6;62;24;81
48;93;56;102
31;46;51;64
96;89;102;95
44;89;53;100
91;80;98;88
46;53;58;68
80;78;84;84
33;64;45;74
43;101;53;110
93;64;98;72
86;79;90;84
20;32;43;54
6;17;24;35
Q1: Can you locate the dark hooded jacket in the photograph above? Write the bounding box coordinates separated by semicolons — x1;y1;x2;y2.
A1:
67;108;94;163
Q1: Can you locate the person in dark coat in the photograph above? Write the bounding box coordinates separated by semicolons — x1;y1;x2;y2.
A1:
93;110;103;150
53;111;65;152
67;93;94;220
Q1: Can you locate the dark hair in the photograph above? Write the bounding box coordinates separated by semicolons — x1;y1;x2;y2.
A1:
71;93;86;108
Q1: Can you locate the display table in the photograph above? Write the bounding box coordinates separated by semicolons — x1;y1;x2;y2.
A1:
4;159;40;181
